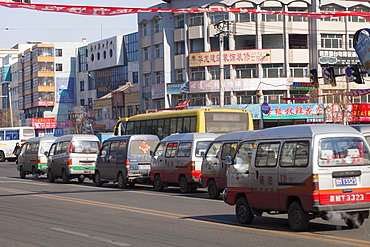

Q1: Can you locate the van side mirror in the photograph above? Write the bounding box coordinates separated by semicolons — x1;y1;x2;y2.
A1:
200;151;205;158
44;151;49;157
150;150;153;156
225;155;232;165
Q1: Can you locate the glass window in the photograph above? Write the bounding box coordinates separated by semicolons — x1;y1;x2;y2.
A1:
55;49;63;57
321;6;344;21
205;142;222;158
55;63;63;71
155;44;164;58
221;142;239;160
280;141;309;167
39;141;54;154
196;141;212;157
30;143;39;154
176;15;184;29
288;7;308;22
235;64;257;78
143;47;151;60
143;23;150;36
262;7;283;21
289;64;308;78
177;142;192;157
235;9;256;22
189;13;204;26
154;19;162;33
255;142;280;167
155;71;164;84
234;142;254;165
130;140;158;155
175;41;185;55
321;34;343;48
191;67;205;81
73;141;99;154
80;80;85;91
144;73;151;86
165;142;178;158
348;7;369;22
99;143;109;158
154;143;166;157
209;13;229;24
109;142;119;155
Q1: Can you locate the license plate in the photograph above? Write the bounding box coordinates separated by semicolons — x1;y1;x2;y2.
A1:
335;177;357;186
83;170;92;174
139;165;150;170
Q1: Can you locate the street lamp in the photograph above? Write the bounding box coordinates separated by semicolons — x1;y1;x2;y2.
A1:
259;52;272;129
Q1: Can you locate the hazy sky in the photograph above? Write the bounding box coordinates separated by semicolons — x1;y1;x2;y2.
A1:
0;0;160;48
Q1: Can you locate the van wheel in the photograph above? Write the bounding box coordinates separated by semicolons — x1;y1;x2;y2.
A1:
153;175;164;191
0;151;5;162
94;171;103;187
208;180;220;199
32;167;38;180
62;170;70;184
288;201;310;231
78;175;85;183
118;172;127;189
179;176;191;193
19;166;26;179
344;212;365;229
48;169;55;183
236;197;254;224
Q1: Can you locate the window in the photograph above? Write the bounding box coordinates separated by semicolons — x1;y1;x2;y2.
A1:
288;7;308;22
175;15;184;29
209;13;229;24
263;64;284;78
143;23;150;36
220;142;239;160
205;142;222;158
176;69;185;82
196;141;212;157
348;7;369;22
255;143;280;167
144;73;151;86
154;143;166;157
55;63;63;71
191;67;205;81
55;49;63;57
189;13;204;26
234;143;253;166
235;65;257;78
175;41;185;55
165;142;178;158
88;78;93;90
321;34;343;48
88;98;93;109
235;8;256;22
154;19;162;33
289;64;308;78
155;71;164;84
177;142;192;157
210;66;230;80
280;141;309;167
321;6;344;21
132;72;139;84
155;44;164;58
80;99;85;106
143;47;151;60
80;80;85;91
262;7;283;21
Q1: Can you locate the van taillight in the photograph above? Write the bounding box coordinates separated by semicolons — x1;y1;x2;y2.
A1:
126;159;130;170
67;159;72;166
68;142;74;153
312;174;319;190
20;139;26;142
191;161;195;171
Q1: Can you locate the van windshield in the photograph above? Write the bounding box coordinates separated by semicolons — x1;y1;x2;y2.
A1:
39;141;54;154
129;140;158;155
72;141;99;154
319;137;370;167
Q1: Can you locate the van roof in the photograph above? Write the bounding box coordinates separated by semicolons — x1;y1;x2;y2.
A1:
54;134;100;142
24;136;58;143
105;134;160;142
351;125;370;135
161;133;219;142
213;131;256;142
244;124;361;141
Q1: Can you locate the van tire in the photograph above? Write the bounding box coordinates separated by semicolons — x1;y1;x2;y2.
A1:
19;166;26;179
236;197;254;224
179;176;190;193
94;171;104;187
288;201;310;231
62;170;70;184
344;212;365;229
118;172;127;189
48;169;55;183
153;175;164;191
208;180;220;199
0;151;5;162
31;167;38;180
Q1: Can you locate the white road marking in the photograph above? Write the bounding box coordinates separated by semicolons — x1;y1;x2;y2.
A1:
51;227;131;246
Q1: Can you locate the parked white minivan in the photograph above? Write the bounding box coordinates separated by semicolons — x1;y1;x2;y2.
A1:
45;135;100;183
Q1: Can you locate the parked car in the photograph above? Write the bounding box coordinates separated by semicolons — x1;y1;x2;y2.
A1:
45;134;100;183
94;135;159;188
17;136;57;179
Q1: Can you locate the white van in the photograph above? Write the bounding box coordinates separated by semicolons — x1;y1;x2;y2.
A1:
46;135;100;183
224;124;370;231
17;136;57;179
151;133;218;193
201;131;255;199
95;135;159;188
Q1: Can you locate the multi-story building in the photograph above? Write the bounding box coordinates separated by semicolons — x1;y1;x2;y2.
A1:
137;0;370;127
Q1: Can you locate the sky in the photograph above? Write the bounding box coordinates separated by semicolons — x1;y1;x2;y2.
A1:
0;0;160;48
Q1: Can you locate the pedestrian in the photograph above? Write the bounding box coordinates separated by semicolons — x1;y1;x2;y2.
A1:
13;143;21;164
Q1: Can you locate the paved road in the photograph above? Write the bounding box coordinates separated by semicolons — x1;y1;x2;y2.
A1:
2;161;370;247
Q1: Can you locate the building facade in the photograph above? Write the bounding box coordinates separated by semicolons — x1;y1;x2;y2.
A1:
137;0;370;127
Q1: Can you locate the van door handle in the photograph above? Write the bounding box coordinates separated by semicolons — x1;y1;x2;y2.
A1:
255;170;259;179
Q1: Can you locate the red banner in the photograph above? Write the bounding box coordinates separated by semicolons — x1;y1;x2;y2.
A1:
1;1;370;20
31;117;56;129
282;88;370;101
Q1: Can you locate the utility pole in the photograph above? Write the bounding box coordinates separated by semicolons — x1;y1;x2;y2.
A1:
214;20;231;108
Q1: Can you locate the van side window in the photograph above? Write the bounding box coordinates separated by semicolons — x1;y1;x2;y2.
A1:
99;143;109;158
165;142;178;158
57;141;70;154
109;142;119;156
280;141;309;167
154;143;166;157
205;142;222;158
234;143;253;165
24;143;31;155
30;143;39;154
221;142;238;160
118;141;127;156
49;143;57;156
177;142;192;157
196;141;212;157
255;142;280;167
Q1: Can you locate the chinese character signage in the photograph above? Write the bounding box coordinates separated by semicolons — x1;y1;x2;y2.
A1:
189;49;271;67
326;103;370;122
56;77;74;103
31;118;56;129
152;83;165;99
263;104;324;119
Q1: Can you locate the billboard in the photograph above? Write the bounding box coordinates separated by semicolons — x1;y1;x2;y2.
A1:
56;77;74;103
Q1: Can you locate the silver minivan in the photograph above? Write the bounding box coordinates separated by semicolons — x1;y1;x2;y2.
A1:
46;135;100;183
94;135;159;188
17;136;58;179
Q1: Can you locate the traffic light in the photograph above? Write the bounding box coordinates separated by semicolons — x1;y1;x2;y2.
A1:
327;66;336;86
310;68;319;88
351;64;363;84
